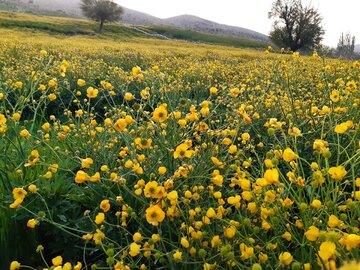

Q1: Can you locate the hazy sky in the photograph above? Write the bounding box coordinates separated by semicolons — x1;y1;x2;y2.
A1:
115;0;359;47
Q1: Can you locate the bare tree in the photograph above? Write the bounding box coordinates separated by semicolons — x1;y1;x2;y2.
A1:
337;32;356;59
80;0;123;32
268;0;324;51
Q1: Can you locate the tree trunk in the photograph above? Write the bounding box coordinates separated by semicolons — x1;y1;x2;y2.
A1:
99;20;104;32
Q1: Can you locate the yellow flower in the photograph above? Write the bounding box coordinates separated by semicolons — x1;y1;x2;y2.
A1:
43;171;52;179
240;243;254;260
10;261;21;270
211;235;221;248
28;184;38;193
151;233;161;242
38;84;46;91
81;157;94;169
19;129;30;139
318;241;336;261
167;190;178;201
209;87;218;95
140;87;150;99
52;256;63;267
152;104;168;123
42;122;51;131
228;145;237;154
124;92;134;101
338;261;360;270
0;113;6;125
173;250;182;261
173;142;193;159
93;229;105;244
330;90;340;102
264;169;279;185
74;262;82;270
328;215;341;228
158;166;167;175
48;93;57;101
133;232;143;242
313;139;329;155
113;118;127;132
258;252;268;264
304;226;319;241
144;181;161;198
100;199;110;212
12;187;27;201
77;79;86;87
104;118;112;127
90;172;101;182
282;148;298;162
328;166;347;180
211;172;223;187
129;242;141;257
14;81;23;88
334;122;350;134
341;234;360;251
311;199;321;209
145;205;165;226
12;113;21;121
75;170;90;184
86;87;99;99
224;226;236;239
227;195;241;205
211;156;225;168
49;164;59;173
206;207;216;218
134;137;152;150
27;219;39;229
95;212;105;225
181;237;190;248
132;66;142;76
282;231;292;241
9;198;24;209
279;252;293;266
63;262;72;270
40;49;47;56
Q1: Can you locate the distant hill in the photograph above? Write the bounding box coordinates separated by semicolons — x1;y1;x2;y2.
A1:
1;0;269;43
162;14;268;43
355;44;360;53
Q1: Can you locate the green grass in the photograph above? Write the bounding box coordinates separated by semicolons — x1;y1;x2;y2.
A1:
0;11;269;49
143;25;269;49
0;11;144;38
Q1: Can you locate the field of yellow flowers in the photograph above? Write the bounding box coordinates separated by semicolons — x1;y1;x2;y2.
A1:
0;24;359;270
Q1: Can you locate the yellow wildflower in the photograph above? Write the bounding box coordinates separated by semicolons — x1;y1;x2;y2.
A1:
318;241;336;261
129;242;141;257
152;104;168;123
328;166;347;180
279;252;293;266
145;205;165;226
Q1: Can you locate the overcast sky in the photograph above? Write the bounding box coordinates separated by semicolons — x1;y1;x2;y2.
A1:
116;0;359;47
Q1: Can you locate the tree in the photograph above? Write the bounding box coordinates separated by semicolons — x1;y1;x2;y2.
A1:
80;0;123;32
268;0;324;51
337;32;355;58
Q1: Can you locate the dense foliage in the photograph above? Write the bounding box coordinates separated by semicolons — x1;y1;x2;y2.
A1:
80;0;123;32
268;0;324;52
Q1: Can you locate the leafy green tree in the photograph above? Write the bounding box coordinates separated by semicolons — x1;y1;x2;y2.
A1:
80;0;123;32
268;0;324;51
